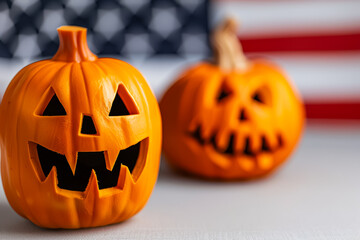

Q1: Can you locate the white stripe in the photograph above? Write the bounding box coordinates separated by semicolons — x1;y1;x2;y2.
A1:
212;0;360;37
257;52;360;100
1;54;359;102
138;54;360;101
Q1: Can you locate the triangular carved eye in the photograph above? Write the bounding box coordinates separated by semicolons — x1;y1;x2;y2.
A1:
252;91;264;104
109;94;130;116
109;85;139;116
41;91;66;116
252;85;272;106
217;85;231;103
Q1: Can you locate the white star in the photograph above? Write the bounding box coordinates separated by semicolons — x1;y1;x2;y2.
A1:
0;8;13;38
65;0;95;15
179;33;207;55
122;33;153;56
150;7;180;38
120;0;148;14
12;0;38;13
175;0;204;12
40;9;66;39
13;34;41;58
94;9;123;40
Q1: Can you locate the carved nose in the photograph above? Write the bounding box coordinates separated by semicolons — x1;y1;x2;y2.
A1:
239;109;248;121
81;115;97;135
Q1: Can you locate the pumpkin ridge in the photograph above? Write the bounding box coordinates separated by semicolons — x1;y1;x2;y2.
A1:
10;61;56;102
1;61;40;104
91;60;115;115
65;63;83;174
79;63;96;139
15;62;61;224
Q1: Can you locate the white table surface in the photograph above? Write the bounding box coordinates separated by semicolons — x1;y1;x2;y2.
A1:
0;56;360;239
1;124;360;239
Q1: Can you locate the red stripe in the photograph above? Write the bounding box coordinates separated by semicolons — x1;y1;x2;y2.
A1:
305;101;360;120
240;32;360;52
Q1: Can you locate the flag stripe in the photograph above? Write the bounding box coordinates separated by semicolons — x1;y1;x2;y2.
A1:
305;101;360;120
240;32;360;52
212;0;360;37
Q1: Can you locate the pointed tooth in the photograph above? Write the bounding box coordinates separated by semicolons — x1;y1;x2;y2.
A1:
42;166;58;190
257;153;274;170
105;149;119;171
65;152;77;175
83;170;100;215
116;165;129;190
188;119;199;133
201;122;214;141
84;170;99;197
250;135;261;153
237;157;255;171
265;133;277;150
192;125;205;145
216;129;230;152
234;133;245;153
125;165;135;184
202;128;212;141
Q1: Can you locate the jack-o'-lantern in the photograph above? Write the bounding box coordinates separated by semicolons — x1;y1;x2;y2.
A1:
0;26;161;228
160;19;304;179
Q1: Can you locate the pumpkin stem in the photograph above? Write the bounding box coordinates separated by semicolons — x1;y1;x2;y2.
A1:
52;26;97;62
212;18;249;72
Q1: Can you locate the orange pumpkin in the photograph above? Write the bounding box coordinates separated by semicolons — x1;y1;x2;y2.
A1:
160;19;304;179
0;26;161;228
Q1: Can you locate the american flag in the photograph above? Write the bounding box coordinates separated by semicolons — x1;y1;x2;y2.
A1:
212;0;360;120
0;0;359;120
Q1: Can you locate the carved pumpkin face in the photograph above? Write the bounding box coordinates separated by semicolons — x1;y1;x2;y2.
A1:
0;26;161;228
160;19;304;179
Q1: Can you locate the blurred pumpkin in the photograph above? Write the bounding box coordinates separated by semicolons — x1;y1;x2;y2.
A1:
160;18;304;180
0;26;161;228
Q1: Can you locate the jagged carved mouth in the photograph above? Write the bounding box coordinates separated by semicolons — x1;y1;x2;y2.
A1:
29;138;148;192
189;126;283;157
